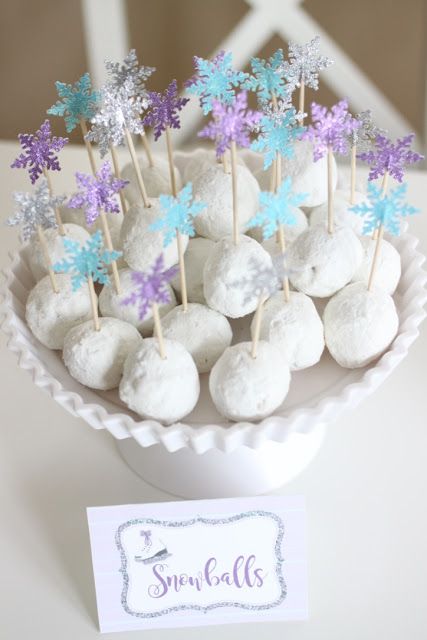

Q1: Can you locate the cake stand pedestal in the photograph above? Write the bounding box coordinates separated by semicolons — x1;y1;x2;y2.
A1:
116;423;326;499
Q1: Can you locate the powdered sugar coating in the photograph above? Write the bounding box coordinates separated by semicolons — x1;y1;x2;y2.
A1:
209;341;290;421
351;236;401;294
192;163;260;240
252;291;324;370
119;337;200;424
63;317;142;390
28;223;90;281
247;206;307;246
121;155;182;204
324;282;399;368
25;273;92;349
161;303;232;373
120;199;188;272
98;268;177;335
171;237;214;304
203;235;274;317
287;225;363;297
254;139;337;208
309;189;367;235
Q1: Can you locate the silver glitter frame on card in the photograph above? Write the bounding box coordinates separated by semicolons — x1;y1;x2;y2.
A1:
115;510;286;618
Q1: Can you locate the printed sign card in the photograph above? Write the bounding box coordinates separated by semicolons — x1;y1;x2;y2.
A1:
87;496;307;632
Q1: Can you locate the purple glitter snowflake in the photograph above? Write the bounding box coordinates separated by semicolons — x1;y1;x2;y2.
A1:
11;120;68;184
302;99;359;161
198;91;262;157
121;255;178;321
68;161;128;226
142;79;189;140
357;133;424;182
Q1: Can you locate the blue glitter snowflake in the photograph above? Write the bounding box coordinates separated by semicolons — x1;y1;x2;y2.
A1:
149;183;207;246
185;50;248;115
53;230;122;291
243;50;289;104
48;73;100;132
247;177;307;239
350;182;419;235
251;108;305;169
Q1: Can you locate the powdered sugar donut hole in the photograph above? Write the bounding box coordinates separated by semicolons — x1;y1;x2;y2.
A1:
119;338;200;424
255;139;337;208
309;189;367;235
324;282;399;368
59;205;124;263
28;223;90;281
209;341;290;421
99;268;177;335
120;199;187;272
63;317;142;390
192;163;260;240
252;291;324;370
25;273;92;350
351;236;401;294
203;235;274;318
161;303;232;373
121;154;182;204
287;225;363;297
171;237;214;304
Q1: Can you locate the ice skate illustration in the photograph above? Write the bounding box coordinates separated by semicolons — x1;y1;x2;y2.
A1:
134;529;171;564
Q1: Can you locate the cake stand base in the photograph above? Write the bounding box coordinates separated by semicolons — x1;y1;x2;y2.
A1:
116;424;326;499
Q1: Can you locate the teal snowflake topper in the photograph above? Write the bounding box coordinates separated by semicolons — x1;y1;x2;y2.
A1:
53;230;122;291
7;178;65;241
185;50;248;115
48;73;100;132
247;177;307;239
251;107;305;169
149;183;207;246
350;182;419;235
243;50;290;104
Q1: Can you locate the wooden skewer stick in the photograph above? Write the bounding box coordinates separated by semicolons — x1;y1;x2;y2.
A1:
110;145;127;215
36;225;58;293
99;210;121;295
274;152;290;301
350;144;357;204
140;131;155;168
251;295;267;359
42;167;65;236
230;140;239;246
79;117;97;175
176;229;188;312
222;152;230;174
152;302;166;359
124;127;150;208
87;276;100;331
299;81;305;123
372;171;389;241
367;224;384;292
327;146;334;234
165;126;178;197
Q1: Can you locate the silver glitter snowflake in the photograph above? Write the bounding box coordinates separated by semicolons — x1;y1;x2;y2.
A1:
230;256;279;305
86;79;145;155
7;178;65;241
347;109;387;151
105;49;155;101
281;36;333;91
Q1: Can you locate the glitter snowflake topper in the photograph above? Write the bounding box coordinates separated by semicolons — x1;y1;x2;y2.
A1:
230;256;279;305
347;109;387;151
282;36;333;91
68;161;128;226
357;133;424;182
149;183;207;246
105;49;155;99
302;99;359;161
198;91;262;157
185;50;248;115
121;255;178;321
47;73;100;132
243;50;290;104
53;230;121;291
350;182;419;235
11;120;68;184
6;178;65;241
247;177;307;240
143;79;189;140
251;107;305;169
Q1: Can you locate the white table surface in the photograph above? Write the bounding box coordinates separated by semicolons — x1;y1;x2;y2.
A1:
1;141;426;639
